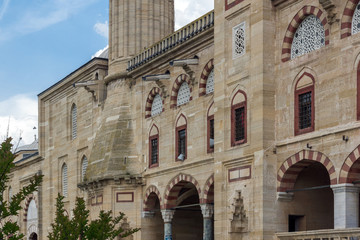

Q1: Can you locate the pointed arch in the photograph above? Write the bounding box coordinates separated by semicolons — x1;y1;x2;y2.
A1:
143;185;163;211
175;114;188;160
341;0;360;39
170;74;192;108
207;102;215;153
163;173;201;209
145;87;164;118
23;194;38;222
201;174;214;204
149;124;160;168
277;150;337;192
339;144;360;183
199;59;214;96
281;6;329;62
231;89;247;146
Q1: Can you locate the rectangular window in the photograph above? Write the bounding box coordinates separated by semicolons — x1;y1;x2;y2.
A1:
208;116;214;153
295;85;314;135
149;135;159;168
231;102;247;146
298;92;312;129
176;127;186;161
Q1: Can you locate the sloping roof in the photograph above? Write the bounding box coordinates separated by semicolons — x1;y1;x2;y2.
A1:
15;139;38;153
98;47;109;59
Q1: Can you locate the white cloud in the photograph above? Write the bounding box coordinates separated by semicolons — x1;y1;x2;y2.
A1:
94;21;108;38
0;0;10;20
0;95;38;146
174;0;214;30
92;45;108;58
0;0;99;42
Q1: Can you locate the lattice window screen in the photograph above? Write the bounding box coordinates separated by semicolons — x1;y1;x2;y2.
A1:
352;3;360;35
232;22;246;59
62;164;68;197
71;105;77;139
291;15;325;59
81;156;88;181
151;94;163;117
177;82;190;106
206;69;214;94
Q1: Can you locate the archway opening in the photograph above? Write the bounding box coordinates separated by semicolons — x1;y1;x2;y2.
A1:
284;161;334;231
142;192;163;240
29;232;37;240
172;182;203;239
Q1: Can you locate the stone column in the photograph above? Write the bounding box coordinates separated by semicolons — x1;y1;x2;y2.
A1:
161;209;175;240
201;204;214;240
331;184;360;229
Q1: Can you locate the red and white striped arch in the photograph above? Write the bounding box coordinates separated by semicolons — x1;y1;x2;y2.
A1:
277;150;337;192
163;173;201;209
199;59;214;97
281;6;330;62
339;144;360;184
341;0;360;39
201;174;214;204
145;87;164;118
170;74;192;108
143;185;163;211
23;194;38;222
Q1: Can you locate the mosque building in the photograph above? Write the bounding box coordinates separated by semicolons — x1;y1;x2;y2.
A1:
8;0;360;239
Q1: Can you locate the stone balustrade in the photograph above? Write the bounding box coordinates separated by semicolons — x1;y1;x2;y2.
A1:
277;228;360;240
127;10;214;72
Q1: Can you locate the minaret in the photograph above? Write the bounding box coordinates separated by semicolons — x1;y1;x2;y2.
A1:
108;0;175;74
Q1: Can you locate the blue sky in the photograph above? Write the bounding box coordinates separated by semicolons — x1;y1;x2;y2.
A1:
0;0;214;145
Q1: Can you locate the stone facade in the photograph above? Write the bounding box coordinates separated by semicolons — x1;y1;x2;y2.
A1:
7;0;360;239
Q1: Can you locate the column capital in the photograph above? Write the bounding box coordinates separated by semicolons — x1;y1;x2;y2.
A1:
201;204;214;219
277;192;294;202
161;209;175;223
331;183;360;194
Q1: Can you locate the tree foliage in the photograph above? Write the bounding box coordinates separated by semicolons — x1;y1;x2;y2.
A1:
0;138;43;240
48;194;139;240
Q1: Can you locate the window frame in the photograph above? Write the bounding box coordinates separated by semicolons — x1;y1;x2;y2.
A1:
81;156;88;182
207;115;214;153
231;101;247;146
149;134;159;168
294;85;315;135
71;104;77;140
175;125;187;161
62;164;68;197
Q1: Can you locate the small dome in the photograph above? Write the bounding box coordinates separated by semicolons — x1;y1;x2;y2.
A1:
15;139;38;154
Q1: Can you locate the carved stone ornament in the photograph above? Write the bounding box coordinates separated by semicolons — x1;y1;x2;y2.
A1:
229;191;248;233
161;209;175;223
201;204;214;219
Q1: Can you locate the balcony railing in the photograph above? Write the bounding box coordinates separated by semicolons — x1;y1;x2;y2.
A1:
127;10;214;72
277;228;360;240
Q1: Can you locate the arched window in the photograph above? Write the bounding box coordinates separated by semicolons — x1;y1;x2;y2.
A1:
62;164;68;197
176;114;187;161
177;82;191;106
71;104;77;139
352;2;360;35
8;186;12;203
207;103;214;153
291;15;325;59
81;156;88;181
206;69;214;94
294;73;315;135
151;94;163;117
149;125;159;168
231;90;247;146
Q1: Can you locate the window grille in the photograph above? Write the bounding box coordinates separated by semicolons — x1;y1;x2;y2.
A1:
178;129;186;157
177;82;190;106
81;156;88;181
71;105;77;139
291;15;325;59
151;138;158;165
235;107;245;142
209;118;214;149
151;94;163;117
62;164;68;197
232;22;246;59
298;91;312;129
352;3;360;35
206;69;214;94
